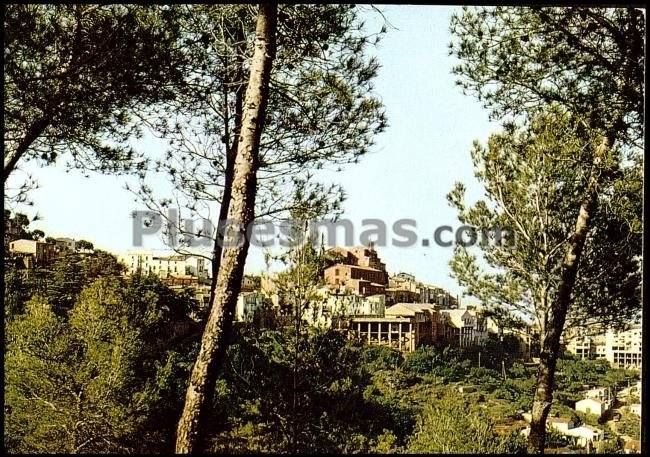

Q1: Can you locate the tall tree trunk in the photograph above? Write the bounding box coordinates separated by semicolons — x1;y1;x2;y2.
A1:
206;35;246;316
175;3;277;453
527;134;611;454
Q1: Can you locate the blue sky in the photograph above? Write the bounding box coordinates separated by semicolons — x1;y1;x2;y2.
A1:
8;6;498;298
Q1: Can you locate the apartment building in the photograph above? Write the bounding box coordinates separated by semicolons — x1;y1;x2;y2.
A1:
329;245;387;272
120;250;209;280
386;272;458;307
564;325;642;369
605;327;642;369
235;291;268;322
440;308;488;347
324;264;387;296
347;303;489;353
349;316;421;352
324;245;389;296
386;303;444;344
304;289;386;328
347;302;441;352
420;284;459;308
385;287;420;304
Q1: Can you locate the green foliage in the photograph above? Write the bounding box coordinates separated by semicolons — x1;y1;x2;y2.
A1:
207;326;409;453
360;345;404;372
576;411;600;427
3;210;40;245
450;7;644;147
4;5;189;178
75;239;94;250
3;262;30;319
617;410;640;440
371;429;400;454
554;357;637;406
448;106;641;332
403;345;474;382
407;389;526;453
464;334;521;371
4;276;199;453
545;426;570;448
137;5;388;245
404;345;444;375
7;249;126;317
6;285;633;454
596;438;622;454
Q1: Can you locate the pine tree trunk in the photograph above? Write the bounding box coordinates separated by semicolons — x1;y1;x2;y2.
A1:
527;134;611;454
206;47;245;317
175;4;277;453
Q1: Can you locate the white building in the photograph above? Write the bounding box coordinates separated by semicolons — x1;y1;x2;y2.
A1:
566;335;593;359
548;417;575;434
575;398;610;418
53;237;76;251
628;403;641;417
565;425;605;448
605;327;642;369
303;288;386;328
8;239;57;266
521;414;604;449
235;291;267;322
120;250;208;279
584;387;611;402
564;325;641;369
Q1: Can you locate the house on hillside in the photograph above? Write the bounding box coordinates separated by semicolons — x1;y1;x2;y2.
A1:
235;291;268;323
565;425;605;447
440;308;487;347
547;416;575;434
584;387;610;401
575;397;610;418
8;239;57;268
520;414;604;449
349;316;418;352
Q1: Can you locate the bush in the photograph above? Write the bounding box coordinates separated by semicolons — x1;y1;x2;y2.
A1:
407;389;526;453
403;345;442;375
361;345;404;372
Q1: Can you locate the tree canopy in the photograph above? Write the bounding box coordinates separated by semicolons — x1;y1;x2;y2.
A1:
448;106;641;331
3;5;189;183
4;275;200;453
133;4;387;249
450;7;644;148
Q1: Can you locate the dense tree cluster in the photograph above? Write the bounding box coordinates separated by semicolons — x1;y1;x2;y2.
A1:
4;258;201;452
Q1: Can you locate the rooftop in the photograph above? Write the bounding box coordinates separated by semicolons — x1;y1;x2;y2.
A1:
548;417;572;424
577;398;606;405
325;264;383;273
350;316;412;323
440;309;472;328
386;303;437;316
